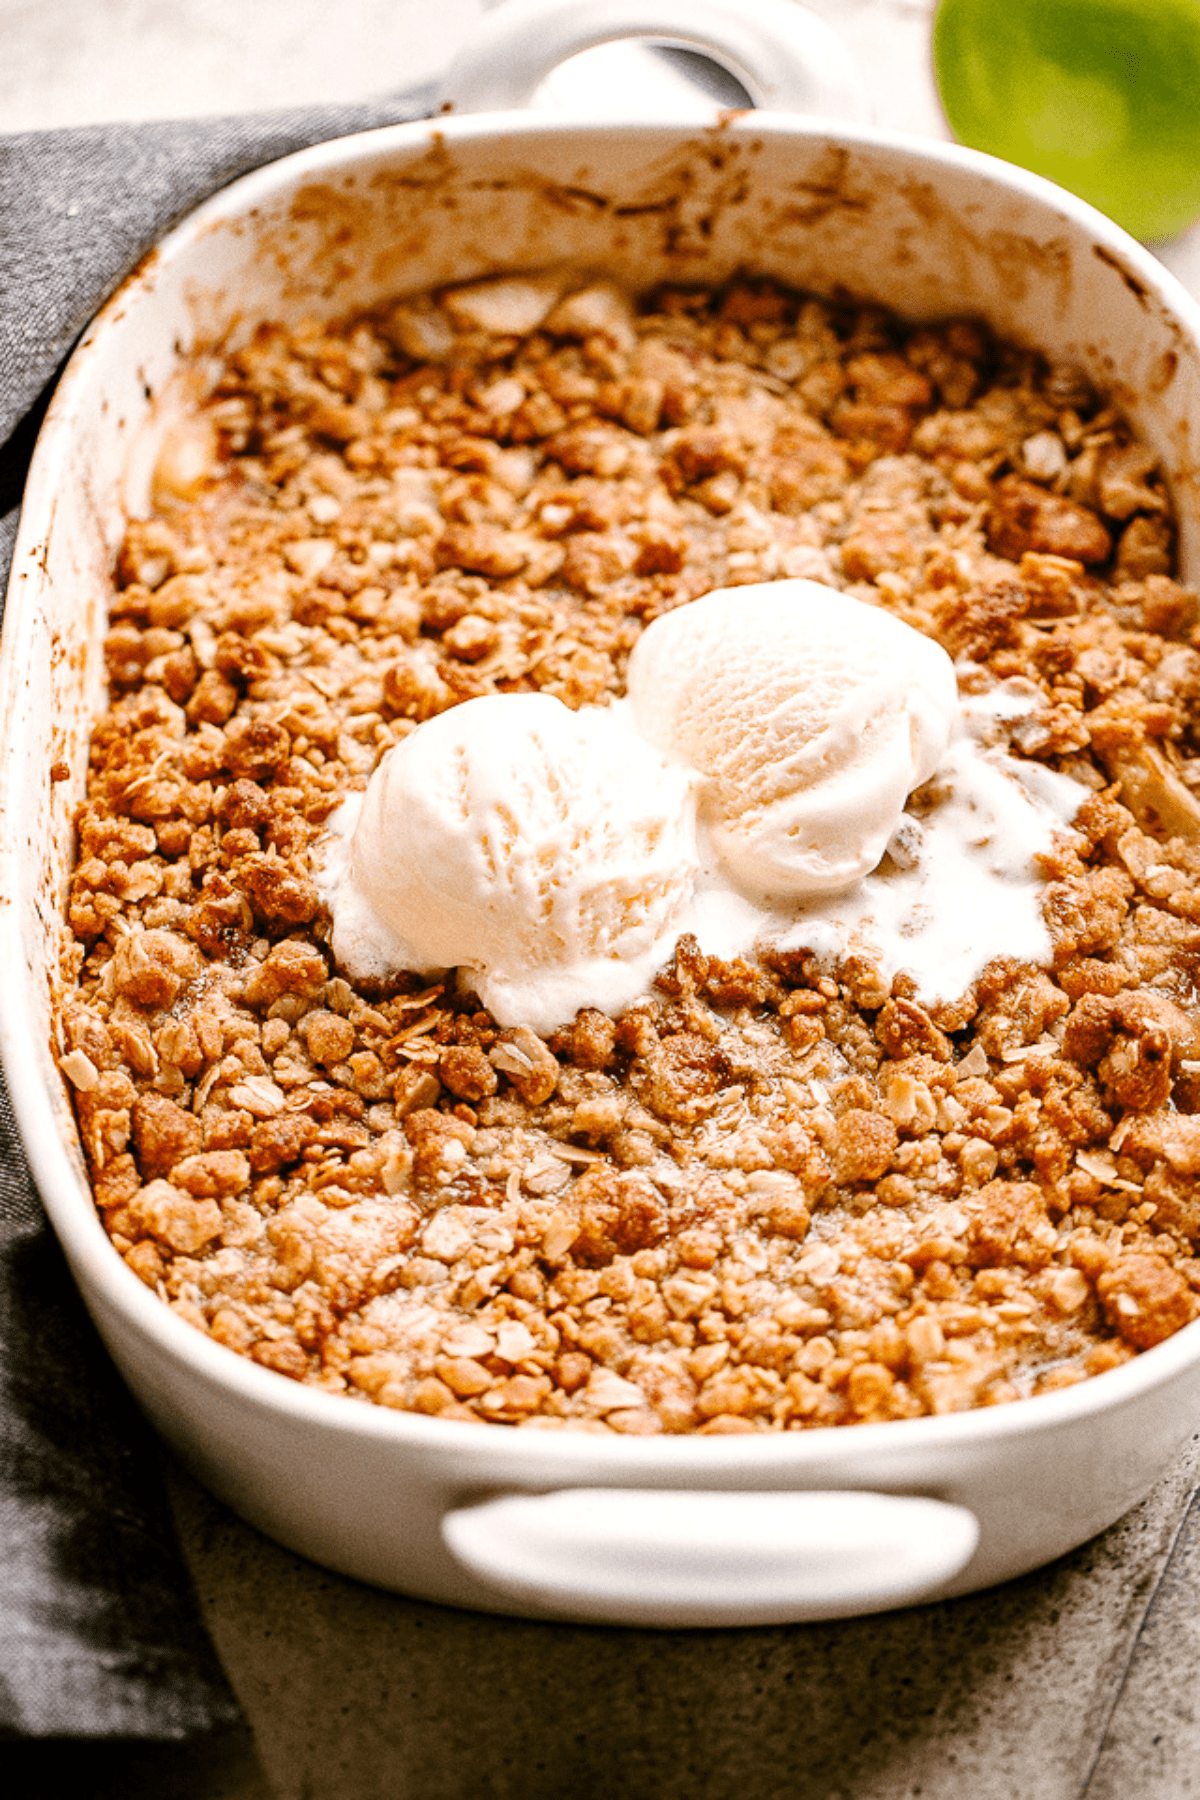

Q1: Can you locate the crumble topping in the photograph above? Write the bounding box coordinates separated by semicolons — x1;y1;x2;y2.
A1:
57;274;1200;1433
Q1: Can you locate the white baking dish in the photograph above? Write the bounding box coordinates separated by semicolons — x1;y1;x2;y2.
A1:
5;0;1200;1628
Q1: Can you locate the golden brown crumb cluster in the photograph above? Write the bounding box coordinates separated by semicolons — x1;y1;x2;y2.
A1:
57;274;1200;1433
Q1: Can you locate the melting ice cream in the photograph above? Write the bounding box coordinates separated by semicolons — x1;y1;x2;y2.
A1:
626;581;958;898
322;581;1086;1028
325;692;699;1034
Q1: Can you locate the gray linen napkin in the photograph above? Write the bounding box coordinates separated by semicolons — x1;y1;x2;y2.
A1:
0;88;431;1740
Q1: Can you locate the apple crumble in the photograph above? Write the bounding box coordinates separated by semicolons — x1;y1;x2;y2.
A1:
57;274;1200;1433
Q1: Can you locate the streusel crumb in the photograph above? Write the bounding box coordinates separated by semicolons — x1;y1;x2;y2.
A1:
60;275;1200;1431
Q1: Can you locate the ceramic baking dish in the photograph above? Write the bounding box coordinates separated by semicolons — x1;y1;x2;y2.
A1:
5;0;1200;1628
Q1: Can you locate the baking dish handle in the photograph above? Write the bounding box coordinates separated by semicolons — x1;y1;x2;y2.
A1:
442;1487;979;1626
443;0;869;123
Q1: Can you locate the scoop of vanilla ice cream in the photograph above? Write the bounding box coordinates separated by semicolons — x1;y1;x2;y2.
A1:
626;580;958;898
332;693;699;1032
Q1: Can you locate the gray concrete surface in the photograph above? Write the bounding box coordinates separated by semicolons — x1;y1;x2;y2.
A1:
1083;1481;1200;1800
10;3;1200;1794
167;1435;1200;1800
0;0;479;130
